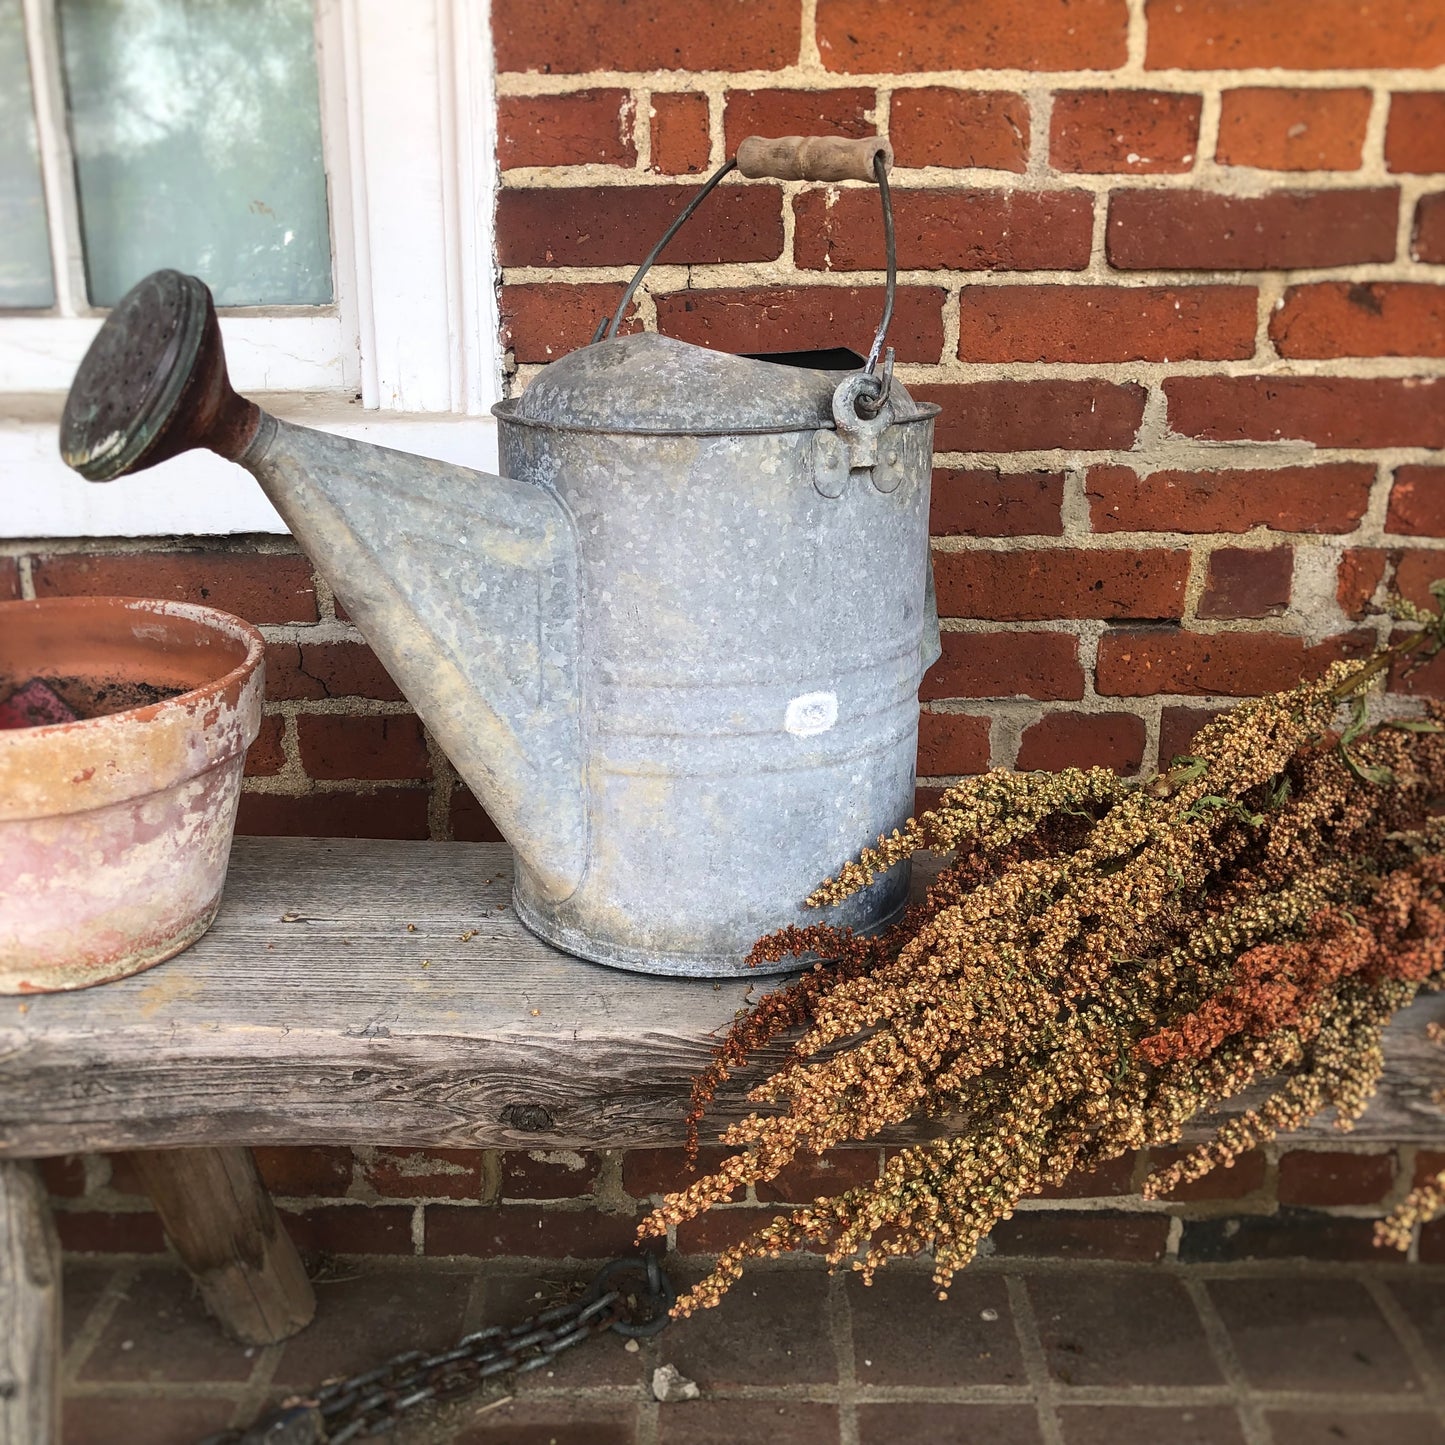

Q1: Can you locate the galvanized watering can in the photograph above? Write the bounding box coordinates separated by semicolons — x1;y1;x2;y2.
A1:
59;134;941;977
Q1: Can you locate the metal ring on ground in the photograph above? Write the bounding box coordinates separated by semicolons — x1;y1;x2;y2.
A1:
587;1253;678;1337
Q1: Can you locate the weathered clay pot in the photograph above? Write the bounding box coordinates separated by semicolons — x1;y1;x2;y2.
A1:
0;596;264;993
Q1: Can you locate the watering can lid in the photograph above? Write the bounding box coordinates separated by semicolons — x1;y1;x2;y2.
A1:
496;332;934;437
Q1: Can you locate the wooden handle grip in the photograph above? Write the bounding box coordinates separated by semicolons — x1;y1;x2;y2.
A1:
735;134;893;183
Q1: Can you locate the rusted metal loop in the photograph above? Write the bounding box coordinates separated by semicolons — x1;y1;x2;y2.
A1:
833;372;891;440
587;1252;677;1337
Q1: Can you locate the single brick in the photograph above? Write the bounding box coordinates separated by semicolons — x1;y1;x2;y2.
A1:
1390;550;1445;611
243;715;286;777
756;1150;879;1204
1145;0;1445;69
933;548;1188;621
263;641;404;703
914;381;1146;453
0;557;18;600
449;784;504;843
1036;1152;1137;1200
1272;282;1445;359
31;549;317;624
279;1204;415;1255
723;87;874;156
235;788;432;840
650;92;710;174
1196;547;1293;619
1097;628;1371;697
931;468;1066;537
501;283;634;364
253;1146;355;1198
1415;193;1445;262
991;1211;1170;1261
37;1156;87;1199
1086;463;1374;535
1217;88;1371;171
1391;631;1445;696
1337;549;1388;620
500;1150;601;1199
1165;376;1445;449
1413;1150;1445;1188
54;1211;167;1254
497;184;783;267
794;187;1093;272
493;0;799;72
495;91;635;169
1050;90;1201;174
1387;93;1445;174
654;285;945;362
1180;1211;1388;1264
1423;1219;1445;1262
1277;1150;1397;1207
424;1203;647;1259
890;89;1029;171
957;283;1255;363
296;713;431;782
922;631;1084;702
621;1147;735;1199
1387;466;1445;536
360;1148;488;1202
1159;705;1227;763
1016;711;1146;773
1107;188;1399;270
1144;1147;1267;1202
914;785;948;814
817;0;1128;71
917;709;992;775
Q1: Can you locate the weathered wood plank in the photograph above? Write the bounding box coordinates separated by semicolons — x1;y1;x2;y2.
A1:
0;1161;59;1445
127;1147;315;1345
0;838;1442;1154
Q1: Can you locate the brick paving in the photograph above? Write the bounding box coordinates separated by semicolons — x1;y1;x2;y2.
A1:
59;1256;1445;1445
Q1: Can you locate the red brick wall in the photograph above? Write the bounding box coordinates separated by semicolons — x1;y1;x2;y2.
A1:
11;0;1445;1249
493;0;1445;791
38;1143;1445;1265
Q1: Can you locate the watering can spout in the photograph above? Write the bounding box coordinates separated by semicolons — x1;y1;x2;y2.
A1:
58;270;587;902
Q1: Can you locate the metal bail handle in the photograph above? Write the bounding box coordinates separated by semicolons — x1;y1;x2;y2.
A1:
597;135;898;411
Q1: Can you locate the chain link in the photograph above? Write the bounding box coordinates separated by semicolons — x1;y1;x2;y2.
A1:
201;1254;675;1445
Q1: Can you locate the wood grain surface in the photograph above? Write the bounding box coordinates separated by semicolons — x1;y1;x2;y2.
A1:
1;838;1441;1156
0;1161;58;1445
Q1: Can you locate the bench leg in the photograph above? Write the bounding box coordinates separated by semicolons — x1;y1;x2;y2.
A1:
0;1160;60;1445
128;1146;316;1346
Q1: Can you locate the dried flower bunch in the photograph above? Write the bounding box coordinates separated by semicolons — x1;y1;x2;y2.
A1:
640;604;1445;1315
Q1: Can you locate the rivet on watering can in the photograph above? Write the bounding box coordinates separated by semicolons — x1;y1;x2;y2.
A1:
811;429;850;499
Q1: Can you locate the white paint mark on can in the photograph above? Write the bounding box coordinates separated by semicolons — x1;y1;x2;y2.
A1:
785;690;838;737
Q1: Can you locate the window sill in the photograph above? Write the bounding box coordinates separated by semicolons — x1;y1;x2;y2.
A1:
0;392;500;538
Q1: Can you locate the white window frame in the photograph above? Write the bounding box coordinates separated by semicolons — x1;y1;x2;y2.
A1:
0;0;503;537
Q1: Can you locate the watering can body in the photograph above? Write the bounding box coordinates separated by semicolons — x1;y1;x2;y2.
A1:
57;136;941;976
494;334;939;972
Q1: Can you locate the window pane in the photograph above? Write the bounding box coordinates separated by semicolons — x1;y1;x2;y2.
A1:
0;0;56;309
59;0;332;307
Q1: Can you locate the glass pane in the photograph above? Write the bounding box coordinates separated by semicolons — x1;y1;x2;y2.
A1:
0;0;56;308
59;0;332;307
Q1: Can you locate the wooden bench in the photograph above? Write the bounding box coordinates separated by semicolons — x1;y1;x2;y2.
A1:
3;836;1444;1442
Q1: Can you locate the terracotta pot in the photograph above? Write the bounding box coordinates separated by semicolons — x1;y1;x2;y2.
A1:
0;596;264;993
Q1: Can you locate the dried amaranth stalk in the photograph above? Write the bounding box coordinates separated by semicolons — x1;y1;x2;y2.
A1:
641;602;1445;1315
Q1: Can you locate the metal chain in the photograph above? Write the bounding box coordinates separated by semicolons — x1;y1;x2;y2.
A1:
200;1254;675;1445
